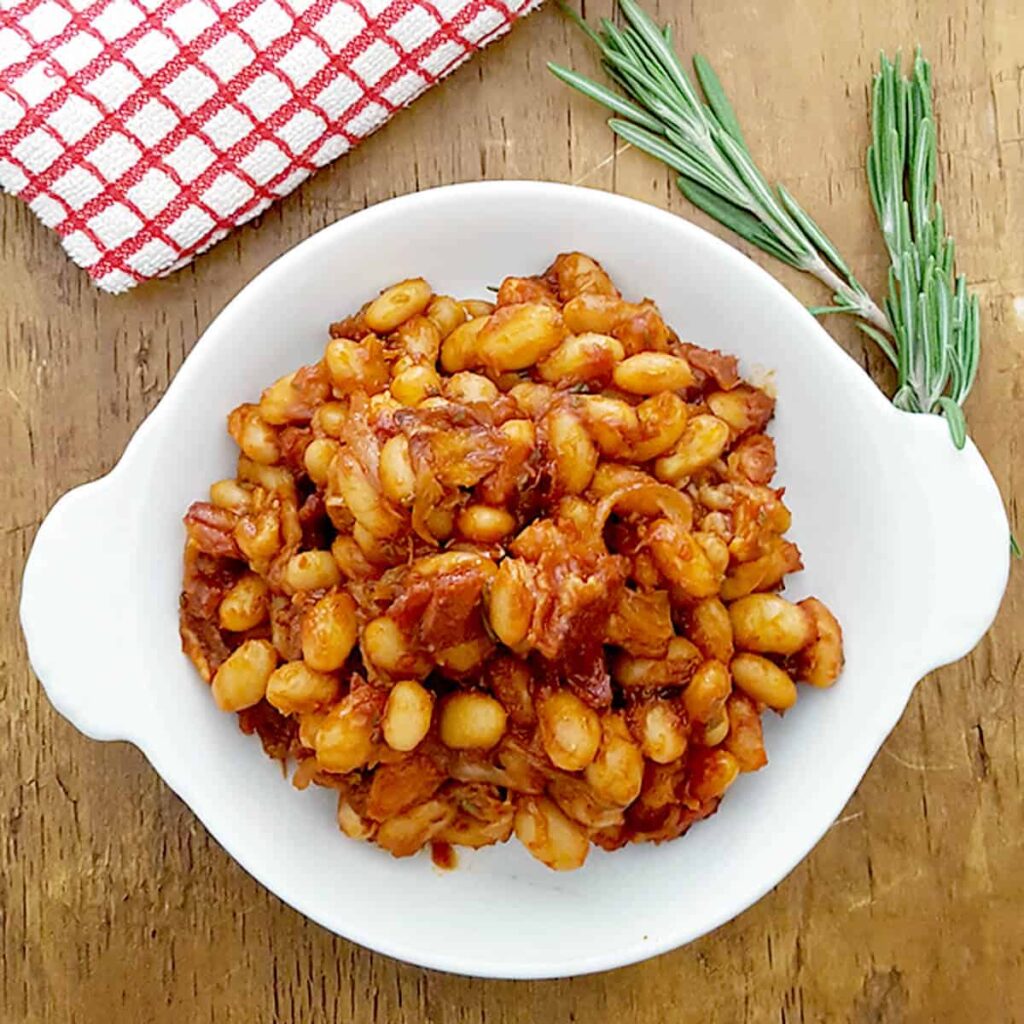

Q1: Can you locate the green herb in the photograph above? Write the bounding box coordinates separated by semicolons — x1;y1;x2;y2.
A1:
866;53;979;448
548;0;982;452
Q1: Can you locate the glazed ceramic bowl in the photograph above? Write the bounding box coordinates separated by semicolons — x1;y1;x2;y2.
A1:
20;181;1009;978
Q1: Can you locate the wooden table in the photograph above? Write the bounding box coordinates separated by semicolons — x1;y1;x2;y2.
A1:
3;2;1022;1020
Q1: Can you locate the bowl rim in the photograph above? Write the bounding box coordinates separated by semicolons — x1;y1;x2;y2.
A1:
20;179;1011;978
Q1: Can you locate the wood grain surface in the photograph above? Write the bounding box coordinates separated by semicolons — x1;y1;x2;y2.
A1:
2;2;1022;1020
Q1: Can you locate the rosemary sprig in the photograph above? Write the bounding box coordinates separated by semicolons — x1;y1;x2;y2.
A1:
866;52;979;448
548;0;890;339
548;0;983;452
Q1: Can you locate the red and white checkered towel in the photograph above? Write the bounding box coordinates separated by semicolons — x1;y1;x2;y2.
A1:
0;0;539;292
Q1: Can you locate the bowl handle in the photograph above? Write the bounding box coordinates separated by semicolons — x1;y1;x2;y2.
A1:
900;414;1011;673
20;476;140;743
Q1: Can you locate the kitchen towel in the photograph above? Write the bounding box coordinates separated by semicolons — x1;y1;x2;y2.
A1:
0;0;539;291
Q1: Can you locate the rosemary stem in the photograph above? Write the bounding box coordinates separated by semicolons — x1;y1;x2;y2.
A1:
805;256;893;335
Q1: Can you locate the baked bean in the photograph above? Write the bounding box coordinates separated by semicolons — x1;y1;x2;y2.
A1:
550;252;617;300
648;518;722;599
613;352;694;394
707;386;774;436
683;659;731;724
499;417;535;448
611;636;702;688
234;508;282;566
209;478;252;513
417;396;451;413
724;692;768;771
508;381;555;418
362;616;430;678
514;795;589;871
477;303;566;372
457;504;516;543
377;799;455;858
439;692;508;750
423;505;455;541
435;637;493;677
413;550;498;579
439;794;515;849
426;294;466;338
792;597;844;687
440;315;488;373
557;494;597;533
330;534;374;580
580;395;640;458
537;691;601;771
720;540;802;601
312;401;347;438
301;592;358;671
690;749;740;802
654;415;730;484
228;404;280;464
584;714;644;806
485;658;536;727
537;332;624;384
444;371;500;404
316;695;378;773
266;661;339;715
382;680;434;752
630;392;689;461
377;434;416;506
695;530;730;576
391;364;441;406
562;293;631;333
218;573;269;631
497;276;558;307
303;437;338;486
730;593;815;655
459;298;495;318
545;408;598;494
589;462;651;497
325;336;390;395
258;372;302;425
730;653;797;710
633;700;687;764
394;315;441;364
368;393;403;418
607;481;694;530
298;710;326;750
237;456;295;495
337;794;374;840
612;303;671;353
211;639;277;712
331;450;405;538
487;558;535;649
702;711;730;747
548;777;624;830
364;278;432;333
284;550;341;593
687;598;734;662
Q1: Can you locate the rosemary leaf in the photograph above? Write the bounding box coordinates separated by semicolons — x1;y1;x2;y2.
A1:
777;184;855;282
692;54;747;148
547;62;663;131
676;176;804;267
855;320;900;366
934;397;967;449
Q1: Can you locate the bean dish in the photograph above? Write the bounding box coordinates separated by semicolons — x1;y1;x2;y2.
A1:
179;252;844;871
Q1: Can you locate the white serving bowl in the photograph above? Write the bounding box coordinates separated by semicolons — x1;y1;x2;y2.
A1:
20;181;1009;978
